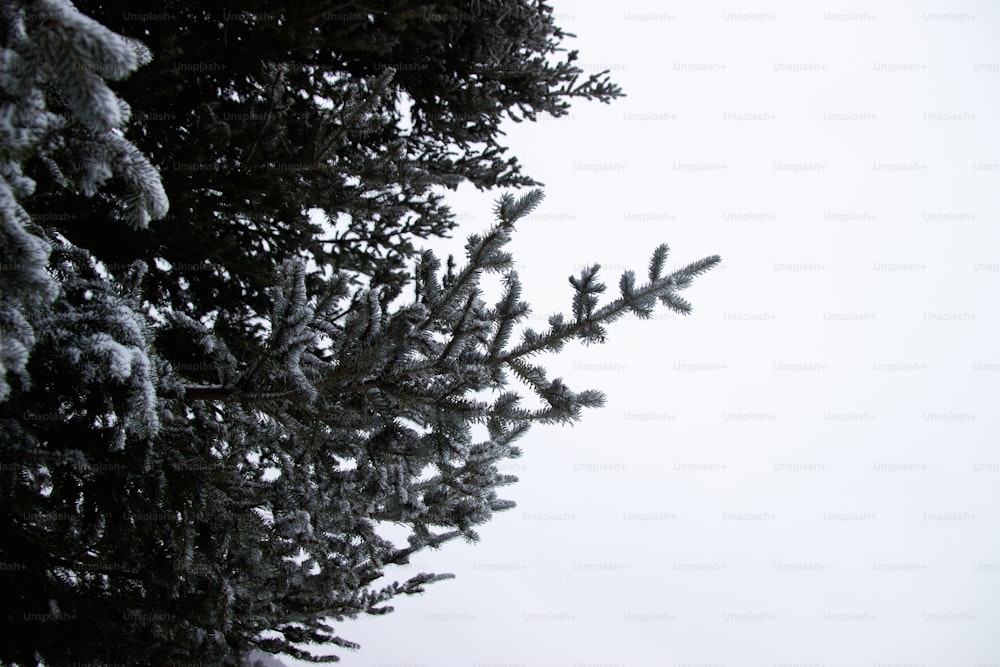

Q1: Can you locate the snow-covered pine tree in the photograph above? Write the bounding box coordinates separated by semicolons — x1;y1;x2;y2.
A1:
0;0;167;400
1;3;722;664
0;1;169;663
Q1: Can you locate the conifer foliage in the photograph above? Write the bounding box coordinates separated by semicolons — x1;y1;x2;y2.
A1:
0;2;721;664
0;0;167;402
41;0;627;363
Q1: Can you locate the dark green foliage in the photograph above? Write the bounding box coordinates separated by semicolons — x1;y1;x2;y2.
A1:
0;1;721;664
35;0;623;365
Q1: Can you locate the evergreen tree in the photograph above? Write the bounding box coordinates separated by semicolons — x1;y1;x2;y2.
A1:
1;2;167;663
0;2;722;664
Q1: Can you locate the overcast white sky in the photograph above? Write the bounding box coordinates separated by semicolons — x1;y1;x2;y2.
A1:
288;2;1000;665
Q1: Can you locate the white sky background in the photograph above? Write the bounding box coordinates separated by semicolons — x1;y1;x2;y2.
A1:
290;2;1000;665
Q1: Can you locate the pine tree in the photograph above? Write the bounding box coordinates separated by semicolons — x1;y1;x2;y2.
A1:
1;2;722;664
0;1;167;663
